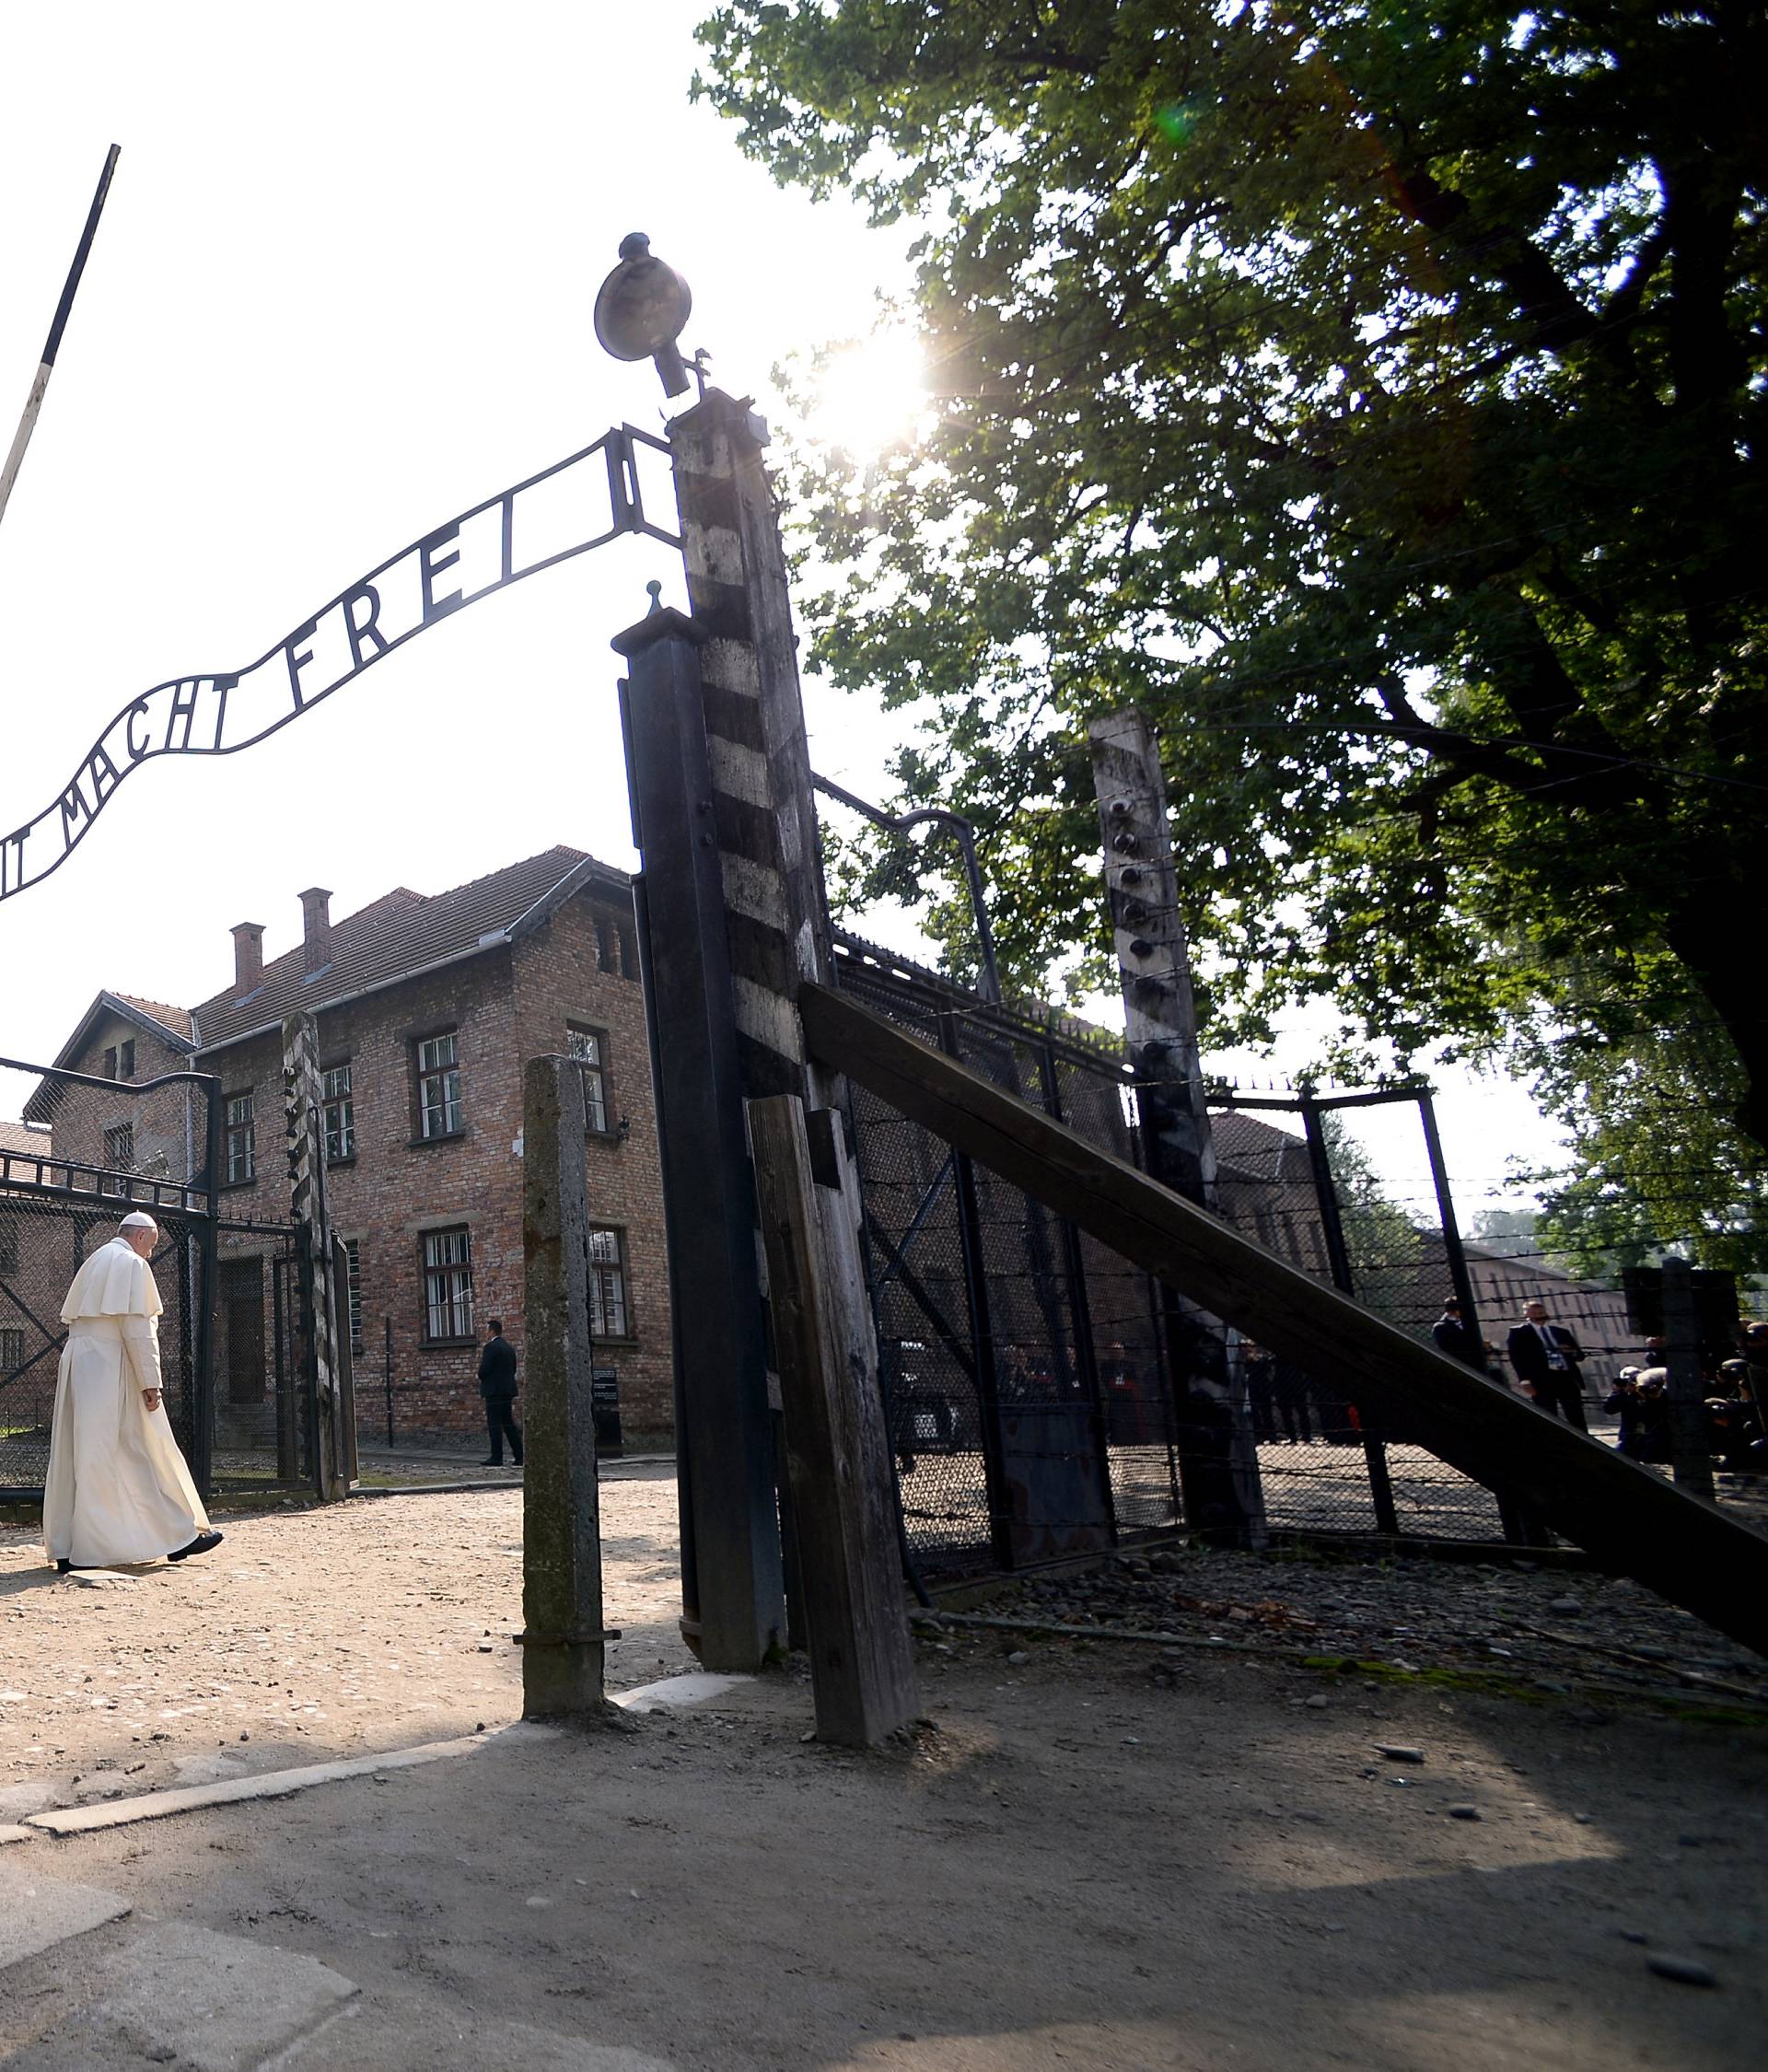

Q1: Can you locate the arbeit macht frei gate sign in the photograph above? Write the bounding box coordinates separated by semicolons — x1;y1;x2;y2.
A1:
1;424;677;903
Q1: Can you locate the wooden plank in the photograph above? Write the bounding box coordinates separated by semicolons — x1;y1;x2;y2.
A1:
749;1094;920;1744
799;981;1768;1659
519;1054;606;1718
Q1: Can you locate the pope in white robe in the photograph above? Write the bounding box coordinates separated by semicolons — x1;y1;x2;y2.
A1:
41;1213;221;1570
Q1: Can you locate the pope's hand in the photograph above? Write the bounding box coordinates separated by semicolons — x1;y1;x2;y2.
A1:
142;1389;162;1413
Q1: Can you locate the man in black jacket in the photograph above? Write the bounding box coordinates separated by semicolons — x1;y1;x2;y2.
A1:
1506;1301;1588;1430
1432;1298;1484;1370
478;1319;523;1467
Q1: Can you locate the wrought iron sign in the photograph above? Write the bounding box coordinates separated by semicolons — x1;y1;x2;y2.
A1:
1;424;680;905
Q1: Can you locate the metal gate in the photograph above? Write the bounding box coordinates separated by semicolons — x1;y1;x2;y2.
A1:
210;1218;314;1492
0;1050;342;1502
0;1059;218;1501
828;933;1520;1577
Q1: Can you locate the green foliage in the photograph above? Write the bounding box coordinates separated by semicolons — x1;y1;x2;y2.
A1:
1522;1004;1768;1275
693;0;1768;1198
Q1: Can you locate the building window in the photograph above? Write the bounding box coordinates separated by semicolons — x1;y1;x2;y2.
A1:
587;1227;629;1339
119;1039;135;1080
617;925;639;982
104;1123;135;1171
422;1227;473;1341
596;915;617;974
226;1093;255;1184
567;1025;609;1132
343;1237;364;1355
416;1032;463;1139
0;1214;17;1274
0;1326;23;1373
322;1064;355;1162
102;1046;117;1080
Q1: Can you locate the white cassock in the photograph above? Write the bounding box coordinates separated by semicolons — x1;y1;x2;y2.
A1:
41;1237;210;1567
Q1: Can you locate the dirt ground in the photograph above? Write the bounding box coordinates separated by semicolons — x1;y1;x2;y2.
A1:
2;1478;1764;2069
0;1464;694;1811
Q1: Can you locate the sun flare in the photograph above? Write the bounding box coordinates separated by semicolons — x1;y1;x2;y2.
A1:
810;331;928;457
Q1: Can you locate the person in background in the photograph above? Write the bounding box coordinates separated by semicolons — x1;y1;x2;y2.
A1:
1432;1297;1485;1370
1506;1300;1589;1429
478;1317;524;1469
1606;1367;1670;1463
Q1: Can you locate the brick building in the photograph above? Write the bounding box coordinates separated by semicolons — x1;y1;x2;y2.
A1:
21;848;672;1458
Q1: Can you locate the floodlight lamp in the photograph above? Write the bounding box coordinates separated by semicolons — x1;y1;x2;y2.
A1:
594;233;694;397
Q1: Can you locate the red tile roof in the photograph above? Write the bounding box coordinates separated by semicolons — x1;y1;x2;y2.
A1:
190;846;630;1051
0;1118;53;1157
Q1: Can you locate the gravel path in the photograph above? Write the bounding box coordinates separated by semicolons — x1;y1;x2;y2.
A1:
0;1465;694;1821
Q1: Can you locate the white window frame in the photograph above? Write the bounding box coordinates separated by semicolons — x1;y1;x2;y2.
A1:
566;1025;609;1133
322;1063;355;1162
343;1236;364;1354
587;1226;629;1339
226;1093;255;1184
422;1227;473;1342
416;1032;463;1139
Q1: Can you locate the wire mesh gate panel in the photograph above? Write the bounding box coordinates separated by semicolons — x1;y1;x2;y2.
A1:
833;937;1182;1577
1209;1097;1512;1542
0;1190;204;1498
0;1053;320;1503
211;1222;312;1491
829;934;1517;1575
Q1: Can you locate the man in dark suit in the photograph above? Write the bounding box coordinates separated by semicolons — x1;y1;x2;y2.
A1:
1506;1300;1588;1430
477;1318;523;1468
1432;1298;1484;1369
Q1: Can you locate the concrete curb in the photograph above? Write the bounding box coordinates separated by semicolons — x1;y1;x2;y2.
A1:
25;1724;558;1837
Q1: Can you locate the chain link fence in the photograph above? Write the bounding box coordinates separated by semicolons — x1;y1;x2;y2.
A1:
831;934;1530;1576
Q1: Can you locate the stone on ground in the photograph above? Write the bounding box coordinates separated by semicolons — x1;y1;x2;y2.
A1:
0;1864;130;1970
17;1922;355;2071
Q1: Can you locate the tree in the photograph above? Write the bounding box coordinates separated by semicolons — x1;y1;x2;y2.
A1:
1522;1006;1768;1275
693;1;1768;1182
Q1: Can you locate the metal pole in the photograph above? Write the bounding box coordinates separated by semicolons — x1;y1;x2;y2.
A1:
1298;1092;1402;1538
0;146;120;539
1418;1089;1544;1545
940;1010;1015;1569
189;1074;222;1500
1661;1255;1716;1500
1039;1039;1118;1546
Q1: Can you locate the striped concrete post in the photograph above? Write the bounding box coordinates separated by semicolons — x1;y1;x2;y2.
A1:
627;390;913;1718
669;390;835;1090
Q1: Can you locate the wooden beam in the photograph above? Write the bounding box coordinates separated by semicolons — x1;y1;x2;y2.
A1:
799;981;1768;1659
519;1054;606;1719
749;1095;921;1744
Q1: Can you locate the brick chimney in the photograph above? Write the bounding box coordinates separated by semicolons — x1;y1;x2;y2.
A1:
231;922;265;1000
299;887;332;975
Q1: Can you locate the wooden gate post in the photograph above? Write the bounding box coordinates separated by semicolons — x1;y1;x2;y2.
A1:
612;385;913;1716
1088;710;1265;1546
749;1093;920;1745
616;600;786;1671
282;1011;350;1500
519;1053;608;1718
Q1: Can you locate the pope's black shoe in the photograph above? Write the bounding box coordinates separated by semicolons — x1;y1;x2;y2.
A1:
169;1530;224;1563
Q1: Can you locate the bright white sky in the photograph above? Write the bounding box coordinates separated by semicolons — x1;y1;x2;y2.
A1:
0;0;1562;1214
